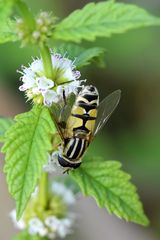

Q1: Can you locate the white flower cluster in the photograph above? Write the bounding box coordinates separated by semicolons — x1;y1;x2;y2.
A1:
10;182;76;239
28;215;74;239
19;53;85;106
16;11;56;45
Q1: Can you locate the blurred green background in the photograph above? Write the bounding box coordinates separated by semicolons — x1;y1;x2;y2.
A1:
0;0;160;239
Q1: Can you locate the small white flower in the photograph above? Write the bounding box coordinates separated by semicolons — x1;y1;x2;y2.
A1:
32;31;41;39
10;184;76;239
10;210;26;230
19;76;35;91
56;217;74;238
47;232;56;239
36;18;44;26
43;152;63;173
45;216;60;231
52;182;76;205
28;217;48;237
37;76;54;90
43;90;59;106
16;18;24;24
19;52;83;106
30;59;43;73
16;11;56;45
45;215;74;239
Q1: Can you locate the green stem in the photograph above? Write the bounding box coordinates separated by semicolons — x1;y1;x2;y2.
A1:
15;0;35;30
40;45;53;79
16;0;53;80
38;172;49;210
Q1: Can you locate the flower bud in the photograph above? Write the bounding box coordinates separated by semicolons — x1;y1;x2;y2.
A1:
16;11;56;46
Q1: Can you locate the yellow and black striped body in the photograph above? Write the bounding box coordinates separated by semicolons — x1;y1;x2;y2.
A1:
58;85;99;169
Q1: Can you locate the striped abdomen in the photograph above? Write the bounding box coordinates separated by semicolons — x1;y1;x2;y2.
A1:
58;137;89;169
64;137;89;160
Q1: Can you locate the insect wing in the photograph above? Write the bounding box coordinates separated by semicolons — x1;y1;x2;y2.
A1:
51;93;76;140
51;104;64;140
61;93;75;124
94;90;121;136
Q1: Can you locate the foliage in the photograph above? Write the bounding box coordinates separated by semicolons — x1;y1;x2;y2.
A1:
0;117;14;142
2;105;55;219
0;0;17;43
53;1;160;43
0;0;159;235
54;43;105;68
70;156;149;226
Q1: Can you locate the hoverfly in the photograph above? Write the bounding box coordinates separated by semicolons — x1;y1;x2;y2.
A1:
51;85;121;171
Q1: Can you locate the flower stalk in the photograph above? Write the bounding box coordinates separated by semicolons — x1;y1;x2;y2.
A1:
40;45;53;80
16;0;54;80
38;172;49;211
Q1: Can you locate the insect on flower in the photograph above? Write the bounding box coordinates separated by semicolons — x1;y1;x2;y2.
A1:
51;85;121;171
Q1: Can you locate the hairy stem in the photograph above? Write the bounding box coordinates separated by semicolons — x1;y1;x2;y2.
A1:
16;0;53;80
40;45;53;79
38;172;49;210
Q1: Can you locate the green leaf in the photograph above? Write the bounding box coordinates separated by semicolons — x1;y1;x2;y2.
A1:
2;105;55;219
0;117;14;142
0;20;17;44
0;0;14;19
54;43;105;68
74;47;105;68
53;1;160;43
0;0;18;44
70;156;149;226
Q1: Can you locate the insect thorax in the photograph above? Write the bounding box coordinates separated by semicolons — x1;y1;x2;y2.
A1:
65;85;99;139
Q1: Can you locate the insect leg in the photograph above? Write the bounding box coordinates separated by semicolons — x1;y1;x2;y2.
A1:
63;89;67;106
58;89;67;128
63;167;70;174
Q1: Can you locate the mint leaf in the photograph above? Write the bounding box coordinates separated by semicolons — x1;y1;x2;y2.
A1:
53;1;160;43
2;105;55;219
0;0;17;44
74;47;105;68
0;0;14;19
54;43;105;68
70;157;149;226
0;117;14;142
0;20;17;44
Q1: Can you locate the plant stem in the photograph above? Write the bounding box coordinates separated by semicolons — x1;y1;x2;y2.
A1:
15;0;35;30
38;172;49;210
16;0;53;80
40;44;53;79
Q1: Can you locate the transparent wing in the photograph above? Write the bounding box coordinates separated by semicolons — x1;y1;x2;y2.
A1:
94;90;121;136
51;93;76;140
